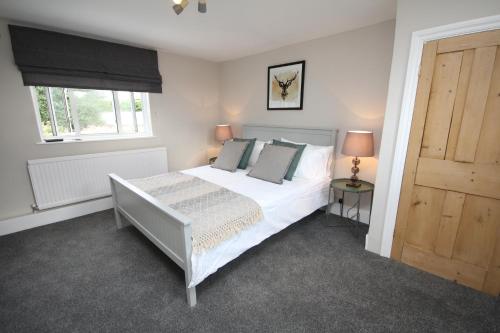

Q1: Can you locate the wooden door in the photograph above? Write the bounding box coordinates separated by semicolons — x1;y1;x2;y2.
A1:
391;30;500;296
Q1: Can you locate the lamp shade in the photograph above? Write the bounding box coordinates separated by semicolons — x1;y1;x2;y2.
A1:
215;124;233;142
341;131;374;157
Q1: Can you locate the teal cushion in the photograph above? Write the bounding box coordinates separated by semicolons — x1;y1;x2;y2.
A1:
233;138;256;169
271;139;306;180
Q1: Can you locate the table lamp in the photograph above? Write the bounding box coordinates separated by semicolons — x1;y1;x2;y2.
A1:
215;124;233;144
341;130;374;187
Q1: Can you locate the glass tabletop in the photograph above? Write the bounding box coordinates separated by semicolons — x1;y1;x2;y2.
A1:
330;178;374;193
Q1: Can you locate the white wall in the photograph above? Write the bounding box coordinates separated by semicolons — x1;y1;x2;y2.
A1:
0;19;221;221
220;20;395;220
367;0;500;255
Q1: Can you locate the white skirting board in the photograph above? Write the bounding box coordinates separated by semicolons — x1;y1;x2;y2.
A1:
1;198;371;237
1;199;371;237
0;197;113;236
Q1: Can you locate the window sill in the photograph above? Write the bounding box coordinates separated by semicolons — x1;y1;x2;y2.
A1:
37;134;156;145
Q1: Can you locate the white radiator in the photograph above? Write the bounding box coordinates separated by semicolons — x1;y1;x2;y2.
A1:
28;147;168;210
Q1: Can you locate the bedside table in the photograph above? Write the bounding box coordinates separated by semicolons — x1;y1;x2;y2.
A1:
326;178;374;234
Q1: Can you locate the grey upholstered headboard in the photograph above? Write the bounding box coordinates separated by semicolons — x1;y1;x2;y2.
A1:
242;124;339;176
242;125;337;146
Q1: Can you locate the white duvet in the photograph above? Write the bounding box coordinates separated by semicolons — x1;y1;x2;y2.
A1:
182;165;330;287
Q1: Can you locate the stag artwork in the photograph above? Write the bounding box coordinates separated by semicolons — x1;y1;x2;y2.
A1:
274;71;299;101
267;61;305;110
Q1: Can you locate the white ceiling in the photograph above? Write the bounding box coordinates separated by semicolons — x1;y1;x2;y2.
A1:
0;0;396;62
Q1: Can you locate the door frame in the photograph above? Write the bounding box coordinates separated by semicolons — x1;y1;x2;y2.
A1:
380;14;500;258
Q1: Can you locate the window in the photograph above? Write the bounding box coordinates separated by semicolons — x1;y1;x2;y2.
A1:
32;87;152;141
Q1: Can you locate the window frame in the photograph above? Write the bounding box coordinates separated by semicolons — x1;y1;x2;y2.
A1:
30;86;153;142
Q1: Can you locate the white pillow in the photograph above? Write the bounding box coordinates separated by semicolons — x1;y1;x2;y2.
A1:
248;140;268;167
280;138;333;179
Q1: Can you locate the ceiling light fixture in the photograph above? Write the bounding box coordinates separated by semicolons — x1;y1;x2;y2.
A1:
198;0;207;13
172;0;189;15
172;0;207;15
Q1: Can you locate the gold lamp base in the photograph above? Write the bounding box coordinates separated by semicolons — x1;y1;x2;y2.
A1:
346;156;362;187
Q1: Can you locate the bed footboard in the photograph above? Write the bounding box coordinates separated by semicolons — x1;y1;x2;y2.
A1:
109;174;196;307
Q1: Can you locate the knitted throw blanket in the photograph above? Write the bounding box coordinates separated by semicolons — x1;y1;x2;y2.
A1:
129;172;263;254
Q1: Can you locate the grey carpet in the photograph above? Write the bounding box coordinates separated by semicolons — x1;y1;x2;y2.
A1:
0;210;498;333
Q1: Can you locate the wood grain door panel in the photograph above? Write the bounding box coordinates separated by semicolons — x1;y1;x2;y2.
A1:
414;158;500;199
454;46;496;162
475;47;500;165
392;30;500;296
446;50;474;160
434;191;465;258
453;195;500;269
483;228;500;295
404;186;446;251
401;244;487;290
420;52;462;159
437;29;500;53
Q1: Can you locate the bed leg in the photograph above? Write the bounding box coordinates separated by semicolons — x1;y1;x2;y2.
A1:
186;286;196;307
110;178;129;229
183;224;196;307
111;194;128;229
114;208;125;229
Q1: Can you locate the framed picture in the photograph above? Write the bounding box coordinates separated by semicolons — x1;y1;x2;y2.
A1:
267;60;305;110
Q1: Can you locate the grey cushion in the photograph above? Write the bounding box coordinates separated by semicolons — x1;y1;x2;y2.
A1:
233;138;256;169
212;141;249;172
247;144;297;184
271;139;306;181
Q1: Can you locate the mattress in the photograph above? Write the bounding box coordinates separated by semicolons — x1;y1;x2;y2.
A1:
182;165;330;287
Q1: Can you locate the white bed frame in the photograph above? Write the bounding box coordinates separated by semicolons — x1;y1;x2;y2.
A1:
109;125;338;307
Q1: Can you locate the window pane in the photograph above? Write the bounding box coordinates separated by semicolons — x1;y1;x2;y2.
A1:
49;88;73;136
134;92;145;133
117;91;136;134
34;87;53;137
71;89;117;135
33;87;150;140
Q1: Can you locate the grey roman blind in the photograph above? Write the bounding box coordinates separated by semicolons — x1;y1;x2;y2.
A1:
8;25;163;93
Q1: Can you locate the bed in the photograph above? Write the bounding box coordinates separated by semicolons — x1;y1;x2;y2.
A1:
109;125;338;306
